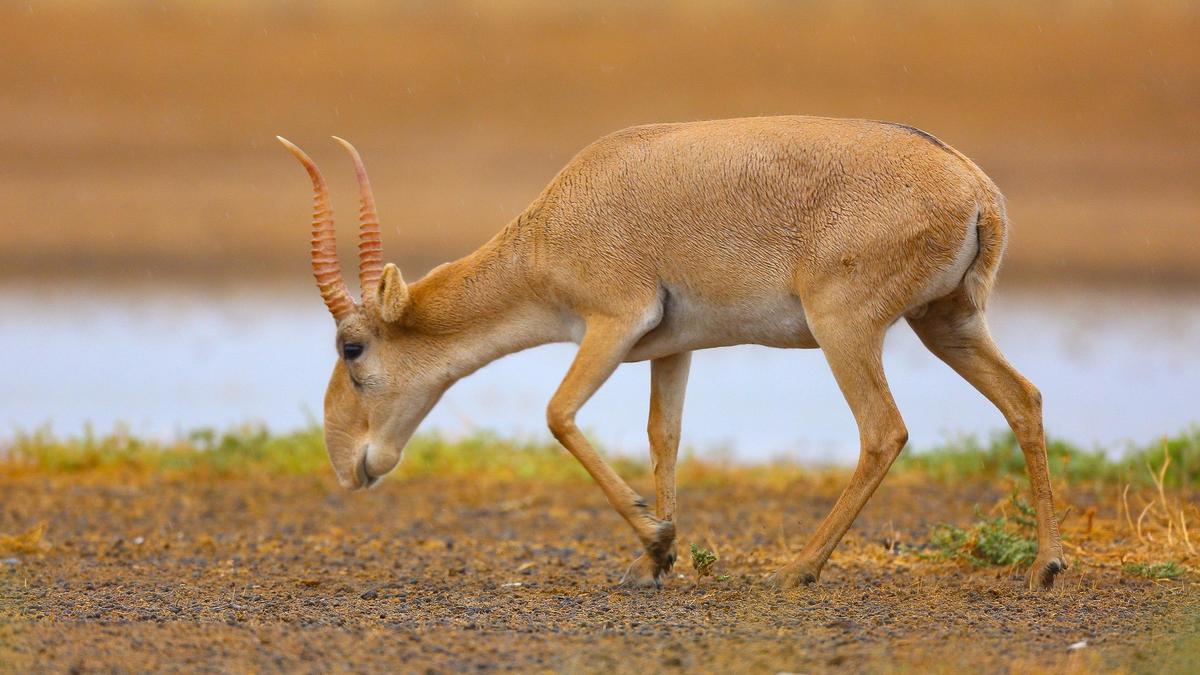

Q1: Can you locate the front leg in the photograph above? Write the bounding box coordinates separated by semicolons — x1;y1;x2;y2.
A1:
545;315;675;584
621;351;691;587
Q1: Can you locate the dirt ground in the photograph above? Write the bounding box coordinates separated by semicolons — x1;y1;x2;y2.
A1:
2;471;1196;673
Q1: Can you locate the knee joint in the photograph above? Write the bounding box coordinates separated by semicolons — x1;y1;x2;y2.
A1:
1027;384;1043;412
1010;381;1044;437
864;423;908;461
887;425;909;456
546;405;576;441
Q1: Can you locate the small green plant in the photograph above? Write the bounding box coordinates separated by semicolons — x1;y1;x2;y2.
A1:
1123;561;1185;579
929;491;1038;567
690;543;717;578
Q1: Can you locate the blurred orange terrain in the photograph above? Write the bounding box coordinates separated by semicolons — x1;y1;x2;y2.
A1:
0;2;1197;285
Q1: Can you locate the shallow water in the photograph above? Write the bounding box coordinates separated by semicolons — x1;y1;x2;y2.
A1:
2;282;1197;461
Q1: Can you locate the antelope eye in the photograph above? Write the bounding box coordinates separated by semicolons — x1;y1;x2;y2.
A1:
342;342;365;361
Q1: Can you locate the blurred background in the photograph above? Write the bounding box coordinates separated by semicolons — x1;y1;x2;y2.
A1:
2;1;1197;459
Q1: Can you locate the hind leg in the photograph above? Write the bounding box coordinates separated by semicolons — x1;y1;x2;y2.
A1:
908;292;1066;589
769;318;908;588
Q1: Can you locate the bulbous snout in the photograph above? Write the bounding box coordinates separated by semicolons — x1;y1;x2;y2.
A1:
359;442;402;488
326;432;402;490
322;358;443;491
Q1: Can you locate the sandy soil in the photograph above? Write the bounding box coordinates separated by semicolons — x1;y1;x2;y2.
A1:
2;471;1196;673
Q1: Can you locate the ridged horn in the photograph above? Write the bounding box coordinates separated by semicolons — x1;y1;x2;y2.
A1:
331;136;384;309
277;136;356;322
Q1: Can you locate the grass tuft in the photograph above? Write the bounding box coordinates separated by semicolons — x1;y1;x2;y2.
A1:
0;523;49;555
1122;561;1186;579
690;543;718;578
895;428;1200;488
929;492;1038;567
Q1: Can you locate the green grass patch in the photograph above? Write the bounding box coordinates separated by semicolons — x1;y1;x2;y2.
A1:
0;425;648;483
895;428;1200;488
3;426;329;476
2;425;1198;489
398;430;646;482
1122;561;1186;579
928;491;1038;567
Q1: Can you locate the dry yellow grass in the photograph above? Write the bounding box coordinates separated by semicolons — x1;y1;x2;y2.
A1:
0;523;48;556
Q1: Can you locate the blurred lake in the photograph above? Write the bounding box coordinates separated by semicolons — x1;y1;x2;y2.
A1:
2;282;1196;462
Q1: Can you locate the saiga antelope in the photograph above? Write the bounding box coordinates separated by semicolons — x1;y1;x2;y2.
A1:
278;117;1065;590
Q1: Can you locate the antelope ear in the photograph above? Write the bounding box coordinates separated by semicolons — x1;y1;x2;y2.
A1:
376;263;410;323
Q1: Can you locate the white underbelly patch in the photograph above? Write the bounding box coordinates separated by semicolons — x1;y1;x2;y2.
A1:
624;287;818;362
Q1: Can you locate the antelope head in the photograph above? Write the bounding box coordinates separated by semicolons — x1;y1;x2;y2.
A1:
278;136;446;490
